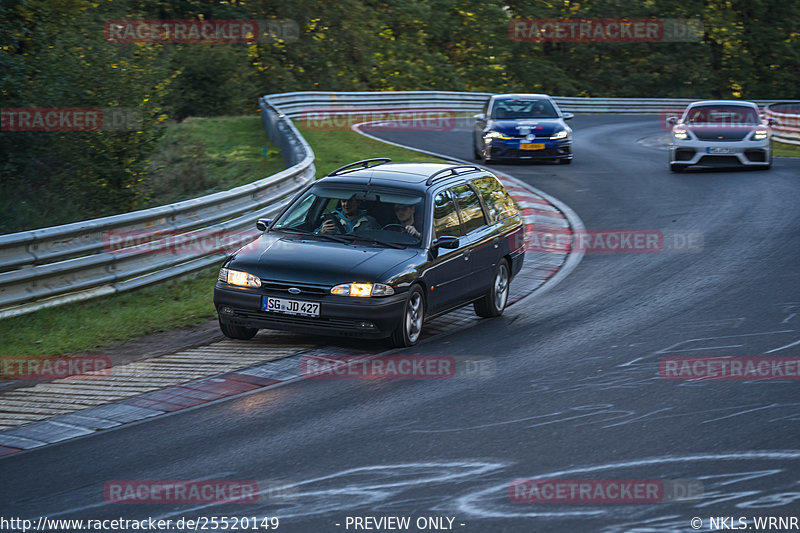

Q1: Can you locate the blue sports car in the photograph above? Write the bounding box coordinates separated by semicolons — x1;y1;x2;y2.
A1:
473;94;574;164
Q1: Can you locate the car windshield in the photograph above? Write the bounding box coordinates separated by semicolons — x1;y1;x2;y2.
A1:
491;99;559;119
272;184;426;247
684;105;759;125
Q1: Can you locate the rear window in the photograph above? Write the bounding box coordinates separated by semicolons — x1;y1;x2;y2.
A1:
472;177;519;223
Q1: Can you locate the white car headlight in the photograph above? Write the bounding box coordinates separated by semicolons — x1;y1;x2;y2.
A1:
673;128;688;140
753;128;769;140
219;268;261;288
550;129;568;140
483;131;511;141
331;282;395;297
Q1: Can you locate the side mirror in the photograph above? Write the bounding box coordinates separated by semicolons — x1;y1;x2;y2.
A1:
562;112;574;121
667;116;678;125
256;218;272;232
473;113;486;121
432;236;460;250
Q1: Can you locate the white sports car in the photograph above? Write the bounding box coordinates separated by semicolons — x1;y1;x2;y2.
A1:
668;100;772;172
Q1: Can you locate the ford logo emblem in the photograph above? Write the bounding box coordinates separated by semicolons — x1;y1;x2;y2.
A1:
288;287;301;295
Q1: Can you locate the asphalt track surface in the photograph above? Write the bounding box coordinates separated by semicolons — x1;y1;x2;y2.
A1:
2;116;800;532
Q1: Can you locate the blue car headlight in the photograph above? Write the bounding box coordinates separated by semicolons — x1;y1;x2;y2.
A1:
550;129;569;140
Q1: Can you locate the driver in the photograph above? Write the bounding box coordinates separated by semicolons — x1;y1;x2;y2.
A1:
317;196;378;234
393;203;421;238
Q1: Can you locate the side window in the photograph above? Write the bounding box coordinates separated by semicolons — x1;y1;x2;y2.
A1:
452;183;487;234
432;190;462;238
472;177;519;223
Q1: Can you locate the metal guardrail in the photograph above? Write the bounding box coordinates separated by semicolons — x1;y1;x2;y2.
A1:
2;91;798;318
765;103;800;146
266;91;791;116
0;99;315;318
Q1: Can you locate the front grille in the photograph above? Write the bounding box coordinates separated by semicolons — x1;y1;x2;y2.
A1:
491;147;564;157
506;134;552;139
260;280;329;296
236;309;359;330
693;131;748;141
698;156;741;166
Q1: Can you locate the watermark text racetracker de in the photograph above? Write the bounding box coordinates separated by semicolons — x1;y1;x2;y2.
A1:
301;355;496;379
104;19;298;43
104;229;260;255
299;107;456;131
1;355;111;380
509;18;703;42
1;107;142;132
515;228;703;254
509;478;703;503
661;357;800;380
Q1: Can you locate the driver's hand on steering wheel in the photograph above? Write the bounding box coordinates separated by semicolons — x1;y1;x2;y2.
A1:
319;219;336;234
405;225;420;238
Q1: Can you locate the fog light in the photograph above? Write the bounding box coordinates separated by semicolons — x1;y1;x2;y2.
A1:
220;306;234;315
355;321;376;329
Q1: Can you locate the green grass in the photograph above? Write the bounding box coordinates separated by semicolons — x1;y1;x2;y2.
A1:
296;123;445;175
176;116;286;187
1;117;445;357
0;266;219;356
774;140;800;157
140;116;286;207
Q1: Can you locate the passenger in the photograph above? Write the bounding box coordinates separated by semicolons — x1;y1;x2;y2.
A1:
317;196;378;234
393;203;421;238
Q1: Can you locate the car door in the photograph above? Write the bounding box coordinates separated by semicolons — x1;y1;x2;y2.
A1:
424;189;471;313
450;182;495;298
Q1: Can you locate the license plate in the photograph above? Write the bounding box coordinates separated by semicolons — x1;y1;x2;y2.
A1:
707;146;735;154
520;143;545;150
262;296;320;317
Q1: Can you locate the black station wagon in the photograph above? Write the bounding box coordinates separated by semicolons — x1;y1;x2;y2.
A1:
213;159;525;347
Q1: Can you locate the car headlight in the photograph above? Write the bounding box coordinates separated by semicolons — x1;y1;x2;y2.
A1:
550;129;568;140
673;128;688;140
331;282;395;297
753;128;769;140
219;268;261;288
483;131;511;141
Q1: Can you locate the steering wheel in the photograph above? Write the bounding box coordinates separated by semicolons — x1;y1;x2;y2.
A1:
323;213;347;234
382;224;407;232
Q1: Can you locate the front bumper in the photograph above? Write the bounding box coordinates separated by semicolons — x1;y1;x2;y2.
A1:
485;138;572;161
669;138;771;167
213;282;407;339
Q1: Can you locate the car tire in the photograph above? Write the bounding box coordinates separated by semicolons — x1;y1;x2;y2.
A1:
559;158;572;165
473;140;482;160
474;259;510;318
390;285;425;347
219;318;258;340
670;163;687;173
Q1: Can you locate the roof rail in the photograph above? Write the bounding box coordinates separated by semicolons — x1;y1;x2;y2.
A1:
425;165;482;186
326;158;392;177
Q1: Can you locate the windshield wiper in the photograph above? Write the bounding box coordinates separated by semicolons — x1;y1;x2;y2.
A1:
339;234;407;249
277;227;351;243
